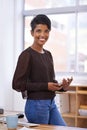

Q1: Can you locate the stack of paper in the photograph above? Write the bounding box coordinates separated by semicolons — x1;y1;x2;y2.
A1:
20;127;38;130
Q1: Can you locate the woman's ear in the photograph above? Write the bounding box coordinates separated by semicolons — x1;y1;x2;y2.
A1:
30;30;34;36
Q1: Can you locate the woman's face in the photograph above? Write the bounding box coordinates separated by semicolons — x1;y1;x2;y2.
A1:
31;24;50;47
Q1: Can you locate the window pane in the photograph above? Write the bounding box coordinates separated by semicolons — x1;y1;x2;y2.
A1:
24;14;76;72
77;13;87;72
24;0;76;10
24;16;33;48
79;0;87;5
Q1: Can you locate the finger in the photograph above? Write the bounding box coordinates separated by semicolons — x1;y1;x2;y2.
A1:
56;86;63;91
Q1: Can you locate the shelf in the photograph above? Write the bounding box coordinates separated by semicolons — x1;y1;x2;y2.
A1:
77;116;87;119
77;90;87;94
60;85;87;128
79;105;87;109
62;112;76;118
66;91;76;94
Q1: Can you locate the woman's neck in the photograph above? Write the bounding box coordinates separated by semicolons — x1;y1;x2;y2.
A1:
31;44;44;53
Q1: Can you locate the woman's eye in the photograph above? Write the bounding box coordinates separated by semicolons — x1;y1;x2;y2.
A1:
45;30;49;33
36;29;41;33
35;29;49;34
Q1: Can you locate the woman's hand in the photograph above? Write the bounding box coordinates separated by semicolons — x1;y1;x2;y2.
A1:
61;77;73;91
48;82;62;91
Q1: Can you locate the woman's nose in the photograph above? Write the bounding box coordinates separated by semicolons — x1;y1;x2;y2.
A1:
40;32;45;36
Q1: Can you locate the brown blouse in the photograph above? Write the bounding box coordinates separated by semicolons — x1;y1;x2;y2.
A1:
12;47;57;99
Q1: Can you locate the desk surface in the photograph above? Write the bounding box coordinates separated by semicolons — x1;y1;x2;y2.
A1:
0;123;87;130
32;125;87;130
0;111;87;130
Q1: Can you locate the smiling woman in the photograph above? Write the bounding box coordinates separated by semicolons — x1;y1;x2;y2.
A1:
12;14;73;126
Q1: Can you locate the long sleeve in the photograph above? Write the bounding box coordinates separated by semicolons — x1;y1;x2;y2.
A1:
12;50;31;92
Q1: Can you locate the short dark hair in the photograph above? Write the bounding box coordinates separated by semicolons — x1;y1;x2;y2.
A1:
30;14;51;31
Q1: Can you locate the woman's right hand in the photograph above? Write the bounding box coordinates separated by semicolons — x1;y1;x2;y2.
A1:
48;82;62;91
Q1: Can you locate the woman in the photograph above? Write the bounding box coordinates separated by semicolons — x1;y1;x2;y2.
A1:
12;14;73;125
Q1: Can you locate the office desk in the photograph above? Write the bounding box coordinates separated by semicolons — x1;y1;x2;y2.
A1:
0;123;87;130
0;111;87;130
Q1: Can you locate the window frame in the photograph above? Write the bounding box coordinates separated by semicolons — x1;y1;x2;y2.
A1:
23;1;87;80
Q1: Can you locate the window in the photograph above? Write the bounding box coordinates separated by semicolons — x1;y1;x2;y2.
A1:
23;0;87;76
79;0;87;5
24;0;76;10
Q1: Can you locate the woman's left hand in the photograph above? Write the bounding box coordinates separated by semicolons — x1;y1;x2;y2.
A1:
62;77;73;91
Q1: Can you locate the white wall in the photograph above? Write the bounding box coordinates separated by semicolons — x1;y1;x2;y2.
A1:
0;0;24;111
